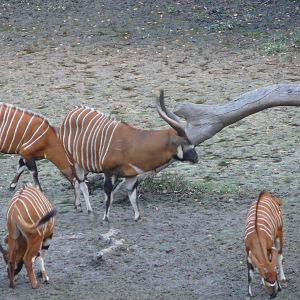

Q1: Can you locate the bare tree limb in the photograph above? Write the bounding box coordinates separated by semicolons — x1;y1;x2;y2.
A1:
174;84;300;146
95;228;125;260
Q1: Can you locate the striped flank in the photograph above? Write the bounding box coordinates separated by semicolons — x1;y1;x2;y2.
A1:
0;103;51;154
7;184;55;238
60;106;120;173
245;192;282;241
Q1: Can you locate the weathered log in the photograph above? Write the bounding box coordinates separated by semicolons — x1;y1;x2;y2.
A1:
173;84;300;146
95;228;125;260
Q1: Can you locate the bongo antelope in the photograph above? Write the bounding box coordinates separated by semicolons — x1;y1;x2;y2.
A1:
59;90;198;221
0;103;90;211
4;184;56;289
244;191;285;298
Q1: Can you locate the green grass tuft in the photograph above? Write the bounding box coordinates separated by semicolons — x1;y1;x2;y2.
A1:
140;172;240;196
264;30;300;55
291;31;300;46
264;39;288;55
208;21;233;32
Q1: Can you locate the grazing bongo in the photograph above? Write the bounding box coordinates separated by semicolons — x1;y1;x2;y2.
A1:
244;191;285;298
5;184;56;289
59;90;198;221
0;103;90;212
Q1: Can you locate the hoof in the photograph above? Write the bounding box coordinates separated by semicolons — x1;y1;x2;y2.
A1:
9;185;16;191
31;283;39;289
103;215;109;222
280;276;286;283
75;205;83;213
134;215;140;222
43;278;49;284
278;284;282;292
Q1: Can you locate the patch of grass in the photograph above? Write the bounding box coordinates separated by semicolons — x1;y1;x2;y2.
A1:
264;38;288;55
264;30;300;55
140;173;192;195
193;8;207;18
218;183;240;194
291;31;300;46
243;31;267;39
0;25;12;32
208;21;233;32
140;172;240;196
22;46;38;55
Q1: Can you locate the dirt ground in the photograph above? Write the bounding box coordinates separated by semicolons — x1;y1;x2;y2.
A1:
0;1;300;299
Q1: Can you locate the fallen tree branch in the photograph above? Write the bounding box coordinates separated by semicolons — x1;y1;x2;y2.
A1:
95;228;125;260
173;84;300;146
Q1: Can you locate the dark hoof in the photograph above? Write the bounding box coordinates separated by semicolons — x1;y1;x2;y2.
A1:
43;279;50;284
134;215;140;222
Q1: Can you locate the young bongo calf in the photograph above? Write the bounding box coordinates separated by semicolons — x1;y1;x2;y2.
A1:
5;184;56;289
244;191;285;298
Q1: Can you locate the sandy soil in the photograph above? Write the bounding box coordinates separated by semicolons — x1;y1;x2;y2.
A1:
0;1;299;299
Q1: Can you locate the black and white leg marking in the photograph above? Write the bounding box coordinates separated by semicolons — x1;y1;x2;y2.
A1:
102;175;125;221
35;255;49;283
112;176;125;193
278;254;286;283
25;157;42;191
125;176;139;221
74;164;92;213
103;174;113;221
275;238;286;283
247;256;254;298
14;261;23;276
10;158;26;190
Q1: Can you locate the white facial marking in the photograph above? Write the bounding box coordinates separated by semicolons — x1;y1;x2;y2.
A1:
177;145;183;159
265;280;276;287
43;238;51;247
